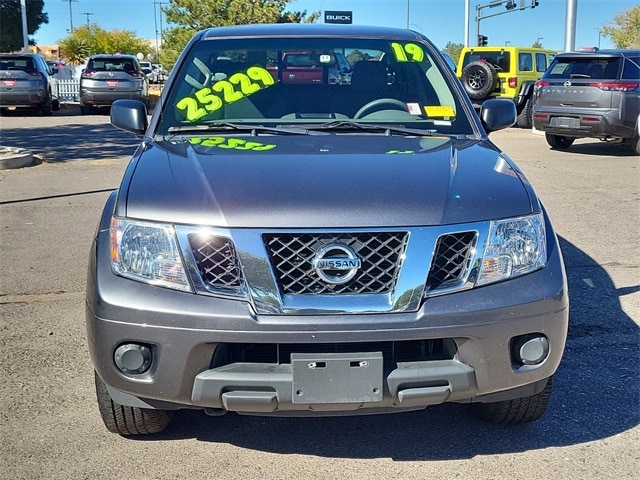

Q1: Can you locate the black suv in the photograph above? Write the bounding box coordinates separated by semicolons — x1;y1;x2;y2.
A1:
0;53;60;115
533;49;640;155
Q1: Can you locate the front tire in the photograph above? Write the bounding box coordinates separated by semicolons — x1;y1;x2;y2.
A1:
94;371;171;435
474;376;553;425
546;133;575;150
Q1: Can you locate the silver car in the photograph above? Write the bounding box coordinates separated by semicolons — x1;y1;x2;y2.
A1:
533;49;640;155
0;53;59;115
79;54;149;114
87;24;568;435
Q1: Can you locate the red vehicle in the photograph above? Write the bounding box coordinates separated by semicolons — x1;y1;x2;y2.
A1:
268;51;352;84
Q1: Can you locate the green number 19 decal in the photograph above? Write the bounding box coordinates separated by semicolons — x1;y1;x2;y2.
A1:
391;42;425;62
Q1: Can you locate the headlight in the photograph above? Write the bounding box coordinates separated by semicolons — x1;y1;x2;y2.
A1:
476;213;547;286
110;217;192;292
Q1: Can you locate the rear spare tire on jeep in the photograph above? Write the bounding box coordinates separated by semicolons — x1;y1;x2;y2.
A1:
462;61;498;100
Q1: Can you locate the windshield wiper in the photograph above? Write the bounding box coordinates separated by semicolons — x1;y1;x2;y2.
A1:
166;122;313;136
309;120;440;137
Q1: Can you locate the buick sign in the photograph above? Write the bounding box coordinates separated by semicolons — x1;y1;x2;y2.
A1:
324;10;353;24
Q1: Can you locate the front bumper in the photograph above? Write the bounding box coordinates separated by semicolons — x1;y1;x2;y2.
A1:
86;214;568;415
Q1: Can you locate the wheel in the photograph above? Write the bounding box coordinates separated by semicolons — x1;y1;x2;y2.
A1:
52;98;60;111
39;102;53;116
80;105;92;115
516;97;532;129
545;133;575;150
94;371;171;435
462;61;498;100
474;376;553;425
354;98;408;119
625;135;640;155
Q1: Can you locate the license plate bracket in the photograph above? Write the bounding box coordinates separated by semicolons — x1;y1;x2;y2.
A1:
550;116;579;128
291;352;383;404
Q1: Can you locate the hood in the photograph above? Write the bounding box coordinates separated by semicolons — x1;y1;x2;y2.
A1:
121;134;532;228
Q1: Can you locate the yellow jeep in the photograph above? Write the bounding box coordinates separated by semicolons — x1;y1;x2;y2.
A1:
456;46;556;128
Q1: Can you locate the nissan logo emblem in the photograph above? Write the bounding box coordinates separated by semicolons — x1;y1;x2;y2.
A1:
312;244;361;284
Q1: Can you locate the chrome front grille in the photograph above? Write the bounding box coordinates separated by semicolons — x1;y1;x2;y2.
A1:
426;231;478;292
188;234;244;293
263;232;408;295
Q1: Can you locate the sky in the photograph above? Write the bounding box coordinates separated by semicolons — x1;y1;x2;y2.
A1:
33;0;637;52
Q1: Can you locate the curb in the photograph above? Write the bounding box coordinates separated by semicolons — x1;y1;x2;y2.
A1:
0;146;34;170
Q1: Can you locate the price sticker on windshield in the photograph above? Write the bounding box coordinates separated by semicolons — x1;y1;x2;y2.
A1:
390;42;425;62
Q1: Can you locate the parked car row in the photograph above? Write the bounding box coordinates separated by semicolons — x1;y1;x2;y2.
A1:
139;61;168;84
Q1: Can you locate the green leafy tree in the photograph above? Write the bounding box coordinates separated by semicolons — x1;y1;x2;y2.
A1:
532;40;543;48
57;25;153;65
162;0;317;68
601;5;640;48
443;41;464;65
0;0;48;52
59;36;90;65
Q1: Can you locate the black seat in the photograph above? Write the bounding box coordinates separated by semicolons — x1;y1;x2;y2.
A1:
332;61;391;117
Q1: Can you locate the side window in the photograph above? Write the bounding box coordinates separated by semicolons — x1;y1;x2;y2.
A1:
621;56;640;80
518;53;533;72
536;53;548;72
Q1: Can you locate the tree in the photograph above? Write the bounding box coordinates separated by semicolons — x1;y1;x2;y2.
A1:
601;5;640;49
0;0;48;52
57;25;154;65
161;0;318;68
59;36;90;65
532;40;543;48
443;41;464;65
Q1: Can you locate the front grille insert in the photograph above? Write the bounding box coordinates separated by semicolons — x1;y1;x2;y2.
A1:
426;231;477;292
263;232;408;295
189;234;244;293
211;339;457;369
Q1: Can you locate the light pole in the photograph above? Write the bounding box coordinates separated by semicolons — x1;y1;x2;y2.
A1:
594;28;602;48
536;37;543;46
62;0;78;33
153;2;168;62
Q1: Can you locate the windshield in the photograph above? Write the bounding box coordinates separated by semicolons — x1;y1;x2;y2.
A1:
159;36;473;135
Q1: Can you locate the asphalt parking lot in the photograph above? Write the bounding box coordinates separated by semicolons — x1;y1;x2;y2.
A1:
0;107;638;479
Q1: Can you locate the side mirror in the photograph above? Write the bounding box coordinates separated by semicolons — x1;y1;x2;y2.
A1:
480;99;516;133
110;99;148;137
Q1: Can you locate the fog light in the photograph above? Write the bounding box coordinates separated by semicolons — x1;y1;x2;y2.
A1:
114;343;152;374
513;334;549;366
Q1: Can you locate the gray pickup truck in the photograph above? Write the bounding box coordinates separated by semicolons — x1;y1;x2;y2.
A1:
86;23;568;435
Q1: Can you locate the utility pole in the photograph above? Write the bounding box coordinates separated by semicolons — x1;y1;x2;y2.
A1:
20;0;29;52
62;0;78;33
82;12;95;29
153;1;168;56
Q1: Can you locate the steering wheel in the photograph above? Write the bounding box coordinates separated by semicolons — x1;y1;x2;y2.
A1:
353;98;408;119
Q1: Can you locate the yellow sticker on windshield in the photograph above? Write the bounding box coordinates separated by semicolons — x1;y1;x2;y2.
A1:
391;42;425;62
176;66;275;122
424;105;455;118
